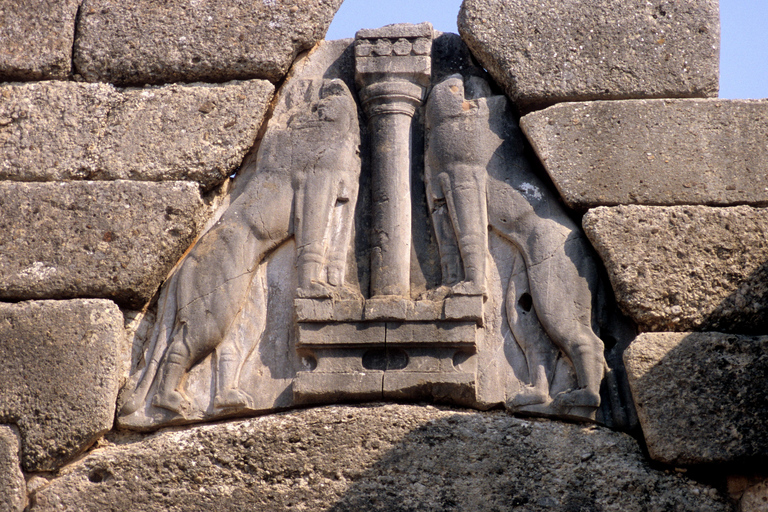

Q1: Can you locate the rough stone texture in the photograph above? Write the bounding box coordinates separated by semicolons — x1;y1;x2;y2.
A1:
730;476;768;512
0;181;204;308
0;0;80;80
741;480;768;512
0;426;25;512
73;0;344;85
458;0;719;111
33;404;730;511
0;80;274;189
624;332;768;465
583;205;768;333
520;99;768;209
0;300;123;472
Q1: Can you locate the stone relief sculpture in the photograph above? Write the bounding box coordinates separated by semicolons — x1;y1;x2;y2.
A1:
119;24;623;430
120;78;361;422
425;75;605;414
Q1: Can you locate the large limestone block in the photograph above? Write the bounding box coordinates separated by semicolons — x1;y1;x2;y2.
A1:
0;0;80;80
33;404;729;511
73;0;344;85
0;300;123;472
583;205;768;333
624;332;768;465
458;0;719;111
0;80;274;189
0;426;25;512
520;99;768;209
0;181;204;308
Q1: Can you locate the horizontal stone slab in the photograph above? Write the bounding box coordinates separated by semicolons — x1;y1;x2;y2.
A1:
0;181;204;308
0;80;273;189
295;295;485;324
386;322;477;345
383;372;476;403
624;332;768;465
293;372;384;403
521;99;768;209
73;0;343;85
458;0;719;111
0;426;25;512
0;0;79;80
583;205;768;333
0;299;123;472
31;404;731;511
297;323;386;346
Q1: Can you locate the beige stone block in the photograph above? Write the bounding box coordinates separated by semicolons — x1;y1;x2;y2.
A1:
0;0;80;80
0;299;123;472
0;426;25;512
624;332;768;465
583;205;768;332
521;99;768;209
31;404;731;511
0;80;273;189
459;0;719;110
73;0;344;85
0;181;204;308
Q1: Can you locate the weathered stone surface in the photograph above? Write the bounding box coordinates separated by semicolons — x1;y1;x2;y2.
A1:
741;480;768;512
33;404;729;511
0;181;204;308
458;0;719;111
625;332;768;465
0;0;80;80
0;426;25;512
730;476;768;512
0;300;123;472
520;99;768;209
73;0;343;85
356;23;433;297
583;205;768;333
0;80;274;189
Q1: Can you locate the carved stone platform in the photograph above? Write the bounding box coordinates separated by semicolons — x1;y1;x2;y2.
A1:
294;296;482;405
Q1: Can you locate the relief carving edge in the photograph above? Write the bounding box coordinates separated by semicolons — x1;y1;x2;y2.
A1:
117;26;611;430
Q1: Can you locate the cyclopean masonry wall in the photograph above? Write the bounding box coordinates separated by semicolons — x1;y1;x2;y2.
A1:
0;1;765;511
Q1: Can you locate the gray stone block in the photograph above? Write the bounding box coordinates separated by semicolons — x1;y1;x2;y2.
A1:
0;181;204;308
0;80;274;189
458;0;719;111
624;332;768;465
0;0;80;80
520;99;768;209
73;0;343;85
0;426;25;512
0;299;123;472
583;205;768;333
31;404;730;511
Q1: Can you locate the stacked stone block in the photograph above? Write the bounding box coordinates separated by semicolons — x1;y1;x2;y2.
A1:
460;0;767;508
0;2;340;509
0;0;764;509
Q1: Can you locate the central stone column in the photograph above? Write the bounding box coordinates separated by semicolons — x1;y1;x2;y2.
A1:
355;23;433;297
